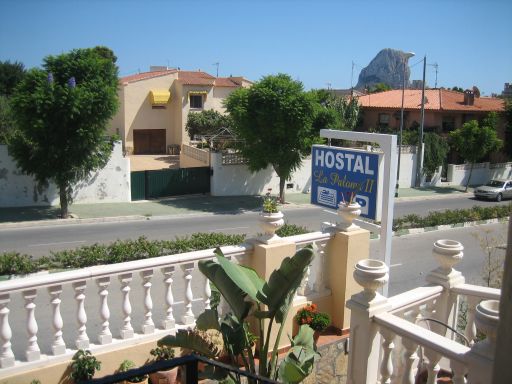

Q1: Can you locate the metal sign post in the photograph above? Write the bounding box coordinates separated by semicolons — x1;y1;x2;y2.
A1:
318;129;397;296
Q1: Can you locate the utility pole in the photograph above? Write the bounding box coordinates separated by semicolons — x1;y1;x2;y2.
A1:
351;61;355;89
428;62;439;88
415;55;427;188
213;62;219;77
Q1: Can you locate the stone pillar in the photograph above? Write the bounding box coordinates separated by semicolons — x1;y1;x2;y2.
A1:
248;240;299;351
426;239;465;338
327;228;370;330
467;300;499;384
346;259;391;384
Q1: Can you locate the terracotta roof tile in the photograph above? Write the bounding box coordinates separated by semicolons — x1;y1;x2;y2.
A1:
120;69;177;84
214;77;240;87
358;89;504;112
177;70;216;86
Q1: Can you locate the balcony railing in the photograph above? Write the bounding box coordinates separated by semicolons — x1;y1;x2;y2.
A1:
347;239;500;384
0;231;332;377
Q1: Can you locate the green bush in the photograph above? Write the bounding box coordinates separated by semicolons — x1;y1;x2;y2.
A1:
0;233;246;276
393;204;511;231
276;223;309;237
0;252;38;275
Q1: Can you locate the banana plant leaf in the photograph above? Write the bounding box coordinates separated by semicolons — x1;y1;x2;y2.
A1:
196;309;221;331
199;259;253;321
220;314;248;357
257;247;314;323
214;248;265;303
277;325;319;384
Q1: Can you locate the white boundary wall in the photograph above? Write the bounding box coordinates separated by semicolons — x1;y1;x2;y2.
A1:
210;152;312;196
446;162;512;186
0;142;131;207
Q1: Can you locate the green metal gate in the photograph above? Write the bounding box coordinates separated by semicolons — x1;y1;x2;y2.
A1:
130;167;210;201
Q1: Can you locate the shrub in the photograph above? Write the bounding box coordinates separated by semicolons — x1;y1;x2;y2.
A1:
0;252;38;275
70;350;101;382
276;223;309;237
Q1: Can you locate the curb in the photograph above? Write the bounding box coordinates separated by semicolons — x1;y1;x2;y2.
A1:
0;215;147;229
392;217;509;237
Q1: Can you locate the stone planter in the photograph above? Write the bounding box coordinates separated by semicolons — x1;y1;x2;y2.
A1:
432;239;464;272
475;299;499;344
258;211;284;244
337;202;361;232
353;259;389;299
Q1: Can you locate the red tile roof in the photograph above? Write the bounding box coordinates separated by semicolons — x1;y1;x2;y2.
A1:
214;77;241;87
358;89;504;112
177;70;216;86
120;69;177;84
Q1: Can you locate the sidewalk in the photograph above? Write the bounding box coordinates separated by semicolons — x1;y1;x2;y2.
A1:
0;187;472;226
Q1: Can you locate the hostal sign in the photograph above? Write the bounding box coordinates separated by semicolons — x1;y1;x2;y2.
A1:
311;145;379;220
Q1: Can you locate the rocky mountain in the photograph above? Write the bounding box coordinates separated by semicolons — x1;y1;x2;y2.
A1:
356;48;412;90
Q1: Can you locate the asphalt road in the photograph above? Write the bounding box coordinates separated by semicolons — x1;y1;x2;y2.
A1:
0;195;508;257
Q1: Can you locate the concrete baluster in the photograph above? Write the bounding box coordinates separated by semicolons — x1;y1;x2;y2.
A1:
140;269;154;334
48;285;66;355
450;360;466;384
466;299;499;383
119;273;134;339
401;337;419;384
346;258;391;384
313;239;328;293
0;294;14;368
204;275;211;310
23;289;40;362
96;277;112;344
181;263;195;325
423;348;441;384
426;239;465;339
73;281;89;349
379;328;395;384
162;267;175;329
465;295;479;346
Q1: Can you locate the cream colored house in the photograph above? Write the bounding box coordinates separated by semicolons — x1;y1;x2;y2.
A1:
109;67;252;155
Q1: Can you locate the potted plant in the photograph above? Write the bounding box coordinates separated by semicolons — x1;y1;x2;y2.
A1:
337;191;361;231
70;349;101;383
118;360;148;384
149;346;178;384
258;188;284;243
294;303;330;342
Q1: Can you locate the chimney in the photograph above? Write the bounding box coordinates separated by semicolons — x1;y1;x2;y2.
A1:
464;90;475;106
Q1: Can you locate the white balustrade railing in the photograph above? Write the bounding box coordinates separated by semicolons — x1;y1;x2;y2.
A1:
0;231;335;376
0;243;253;373
347;238;501;384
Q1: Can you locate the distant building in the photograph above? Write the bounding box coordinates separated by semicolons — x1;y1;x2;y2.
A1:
327;88;367;98
108;68;252;155
357;88;506;161
410;80;425;89
502;82;512;98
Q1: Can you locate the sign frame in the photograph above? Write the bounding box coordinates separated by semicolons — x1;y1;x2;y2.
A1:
319;129;397;296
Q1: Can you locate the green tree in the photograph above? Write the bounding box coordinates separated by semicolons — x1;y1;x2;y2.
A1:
9;46;119;218
369;82;391;93
423;132;449;179
225;74;316;202
451;86;464;93
503;98;512;159
0;60;26;97
0;61;26;143
186;109;233;139
449;112;503;191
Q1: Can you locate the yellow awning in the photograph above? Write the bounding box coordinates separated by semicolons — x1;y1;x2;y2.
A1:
149;90;171;105
188;91;208;96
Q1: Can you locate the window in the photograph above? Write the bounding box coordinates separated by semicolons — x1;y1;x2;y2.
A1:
442;116;455;132
190;95;203;109
378;113;390;128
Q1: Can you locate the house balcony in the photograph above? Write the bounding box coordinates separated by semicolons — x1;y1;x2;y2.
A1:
0;216;502;383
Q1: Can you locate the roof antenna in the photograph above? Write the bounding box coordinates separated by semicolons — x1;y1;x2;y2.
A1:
428;62;439;88
213;62;219;77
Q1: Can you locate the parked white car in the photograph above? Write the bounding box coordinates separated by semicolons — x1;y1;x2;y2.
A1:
473;179;512;202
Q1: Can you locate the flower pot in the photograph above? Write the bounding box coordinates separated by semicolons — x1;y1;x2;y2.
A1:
258;211;284;243
432;239;463;272
149;367;178;384
337;202;361;231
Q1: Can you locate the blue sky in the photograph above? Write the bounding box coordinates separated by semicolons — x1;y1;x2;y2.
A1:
1;0;510;95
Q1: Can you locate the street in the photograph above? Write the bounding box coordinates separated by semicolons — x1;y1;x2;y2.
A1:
0;195;509;257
